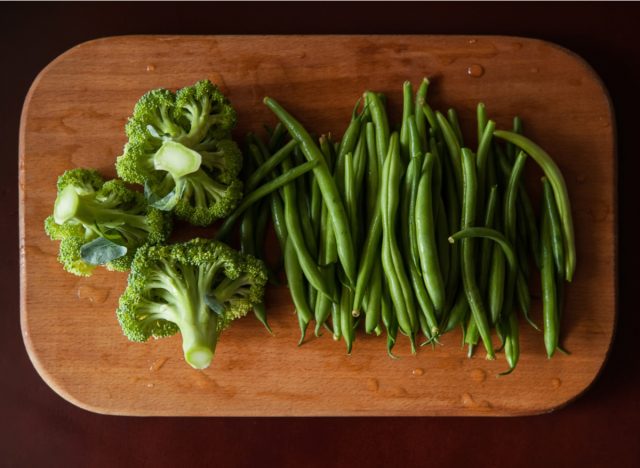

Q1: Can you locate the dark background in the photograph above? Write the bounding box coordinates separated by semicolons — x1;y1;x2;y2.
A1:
2;2;637;467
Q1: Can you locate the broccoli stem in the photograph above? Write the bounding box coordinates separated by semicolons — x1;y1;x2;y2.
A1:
152;266;219;369
154;140;202;178
53;186;81;224
53;186;151;243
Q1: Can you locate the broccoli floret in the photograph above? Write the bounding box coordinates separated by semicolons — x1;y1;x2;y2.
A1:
116;238;268;369
116;80;243;226
44;168;172;276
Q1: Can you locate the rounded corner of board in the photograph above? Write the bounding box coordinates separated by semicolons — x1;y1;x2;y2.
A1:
20;326;114;416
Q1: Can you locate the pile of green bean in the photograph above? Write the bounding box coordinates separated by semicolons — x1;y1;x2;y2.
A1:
217;79;576;373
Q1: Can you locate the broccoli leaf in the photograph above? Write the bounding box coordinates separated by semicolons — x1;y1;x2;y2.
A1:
204;294;225;317
80;237;128;265
144;180;185;211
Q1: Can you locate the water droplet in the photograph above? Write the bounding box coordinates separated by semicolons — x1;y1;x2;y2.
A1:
467;64;484;78
551;378;562;389
149;357;168;372
367;378;379;392
468;38;477;44
461;392;475;407
146;64;156;72
146;383;154;388
77;285;109;304
470;368;486;383
412;368;424;376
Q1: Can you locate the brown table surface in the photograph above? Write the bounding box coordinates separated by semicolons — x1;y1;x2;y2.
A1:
3;3;638;467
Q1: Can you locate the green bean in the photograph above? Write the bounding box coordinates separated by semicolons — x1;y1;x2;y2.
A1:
406;142;440;340
421;103;440;141
415;78;430;152
515;272;537;329
365;263;383;334
476;103;487;144
365;122;379;223
416;153;446;313
216;159;319;241
314;201;336;334
252;302;273;335
340;286;355;353
465;319;479;357
400;81;414;161
499;311;520;375
479;186;499;293
246;139;288;258
270;194;287;250
264;97;357;286
494;130;576;281
407;119;424;269
407;223;439;340
364;91;390;165
442;289;469;333
448;228;518;283
488;240;506;324
460;148;495;359
504;151;527;244
240;206;256;256
344;153;358;264
337;99;364;161
541;180;559;358
352;174;383;314
331;294;342;340
503;150;538;328
254;198;270;254
441;148;461;310
353;131;368;203
319;136;338;266
267;122;287;152
435;197;450;295
380;276;398;358
428;137;442;199
314;285;332;336
245;140;298;192
284;238;312;344
449;226;519;349
447;108;464;145
518;187;541;269
516;207;531;278
506;116;523;160
436;111;463;197
381;134;417;343
294;162;318;257
542;177;565;279
476;120;496;216
280;158;333;301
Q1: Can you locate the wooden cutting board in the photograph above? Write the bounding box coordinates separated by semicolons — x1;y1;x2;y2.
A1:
19;35;616;416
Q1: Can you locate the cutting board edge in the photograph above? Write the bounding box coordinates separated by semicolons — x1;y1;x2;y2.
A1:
18;34;617;417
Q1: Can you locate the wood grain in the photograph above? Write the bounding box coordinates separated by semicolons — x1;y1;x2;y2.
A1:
19;35;615;416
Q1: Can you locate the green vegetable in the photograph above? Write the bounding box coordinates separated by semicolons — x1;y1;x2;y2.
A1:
116;80;243;226
494;130;576;281
44;168;171;276
116;238;267;369
264;97;357;287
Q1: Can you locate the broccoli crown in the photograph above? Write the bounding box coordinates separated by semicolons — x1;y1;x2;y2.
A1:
45;168;172;276
116;80;243;226
116;238;268;369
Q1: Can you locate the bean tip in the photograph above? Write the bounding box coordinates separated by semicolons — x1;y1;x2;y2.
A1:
448;236;455;244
